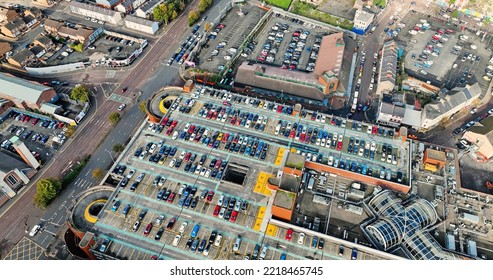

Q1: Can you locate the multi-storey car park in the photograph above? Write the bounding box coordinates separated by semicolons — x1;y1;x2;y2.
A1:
63;84;491;260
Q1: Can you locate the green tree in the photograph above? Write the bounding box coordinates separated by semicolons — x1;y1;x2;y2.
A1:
139;100;147;113
198;0;209;13
34;178;62;209
171;10;178;20
92;168;104;180
153;4;169;23
188;10;200;26
167;3;176;19
109;112;120;125
70;85;89;103
113;143;124;153
451;9;459;18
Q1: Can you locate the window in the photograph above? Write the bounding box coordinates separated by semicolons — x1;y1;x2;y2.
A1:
6;174;19;186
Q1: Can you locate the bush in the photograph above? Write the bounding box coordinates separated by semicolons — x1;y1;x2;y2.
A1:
61;155;90;187
69;43;83;52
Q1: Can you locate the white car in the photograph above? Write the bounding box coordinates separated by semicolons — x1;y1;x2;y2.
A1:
200;167;206;176
149;144;157;154
370;141;376;151
179;222;188;234
169;158;177;167
214;234;223;247
172;235;181;247
29;224;41;237
172;131;179;140
179;151;186;159
328;156;334;166
367;126;372;134
127;169;136;179
218;207;226;219
205;169;211;178
297;233;305;245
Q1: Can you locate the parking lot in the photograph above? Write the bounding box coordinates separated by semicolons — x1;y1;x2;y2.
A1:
90;84;408;259
195;4;266;73
0;110;67;163
251;13;334;71
400;11;493;91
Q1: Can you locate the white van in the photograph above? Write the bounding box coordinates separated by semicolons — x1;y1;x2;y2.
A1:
29;224;41;237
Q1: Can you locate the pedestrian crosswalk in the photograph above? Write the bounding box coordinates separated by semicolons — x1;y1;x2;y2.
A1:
109;93;133;104
73;178;93;189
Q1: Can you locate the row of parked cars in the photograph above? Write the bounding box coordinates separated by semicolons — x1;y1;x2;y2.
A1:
212;194;249;223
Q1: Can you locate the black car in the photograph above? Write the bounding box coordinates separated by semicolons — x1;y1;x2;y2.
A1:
155;227;164;240
318;238;325;249
157;189;165;200
119;177;128;188
130;181;139;191
209;230;218;244
138;209;148;220
252;244;261;259
186;237;194;249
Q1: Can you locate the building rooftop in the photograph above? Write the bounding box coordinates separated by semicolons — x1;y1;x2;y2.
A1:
354;10;374;22
424;83;482;120
379;40;398;85
125;15;157;26
69;1;121;16
0;150;29;173
314;32;344;77
0;42;11;56
425;148;446;162
235;62;326;101
138;0;163;13
380;102;405;118
468;116;493;136
0;73;51;104
273;189;295;210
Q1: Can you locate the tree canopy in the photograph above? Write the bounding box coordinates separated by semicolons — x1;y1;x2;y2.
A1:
70;85;89;103
109;112;121;125
188;10;200;26
113;143;124;153
34;178;62;209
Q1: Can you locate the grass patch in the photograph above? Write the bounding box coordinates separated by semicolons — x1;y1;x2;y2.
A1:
291;0;354;30
264;0;292;10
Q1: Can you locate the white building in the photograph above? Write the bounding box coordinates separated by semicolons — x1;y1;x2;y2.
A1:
124;15;159;34
420;83;482;130
376;101;405;128
353;10;374;34
69;2;122;25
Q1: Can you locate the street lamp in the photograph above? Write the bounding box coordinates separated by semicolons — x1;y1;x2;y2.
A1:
105;149;115;163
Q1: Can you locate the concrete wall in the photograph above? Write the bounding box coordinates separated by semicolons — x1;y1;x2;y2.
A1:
304;161;411;194
25;62;86;76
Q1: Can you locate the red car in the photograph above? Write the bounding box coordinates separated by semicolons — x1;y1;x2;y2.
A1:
213;205;221;217
289;130;296;138
161;117;169;126
207;190;215;202
300;134;306;142
230;211;238;223
372;126;378;135
167;193;176;203
31;118;38;125
285;228;293;241
57;122;65;129
222;134;229;143
277;105;283;113
187;125;195;134
184;152;191;162
230;117;236;125
170;120;178;127
144;222;153;236
337;141;343;151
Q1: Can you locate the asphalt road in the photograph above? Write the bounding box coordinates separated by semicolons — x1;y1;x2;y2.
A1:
0;0;230;258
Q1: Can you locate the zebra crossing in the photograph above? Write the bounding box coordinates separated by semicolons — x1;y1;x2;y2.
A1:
73;178;93;189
